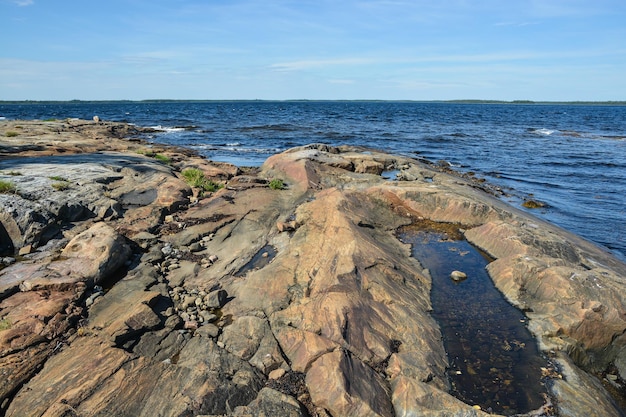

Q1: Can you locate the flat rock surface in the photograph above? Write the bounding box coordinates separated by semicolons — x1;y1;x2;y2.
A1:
1;121;626;416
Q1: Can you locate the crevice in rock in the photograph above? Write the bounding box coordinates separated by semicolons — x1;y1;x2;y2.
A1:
220;209;256;243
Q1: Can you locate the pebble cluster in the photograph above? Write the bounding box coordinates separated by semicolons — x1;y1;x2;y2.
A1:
165;286;227;333
158;239;227;336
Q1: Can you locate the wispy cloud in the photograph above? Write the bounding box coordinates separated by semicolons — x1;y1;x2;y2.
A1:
13;0;34;6
269;58;374;72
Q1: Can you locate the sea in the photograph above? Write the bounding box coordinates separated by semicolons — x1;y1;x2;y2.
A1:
1;101;625;262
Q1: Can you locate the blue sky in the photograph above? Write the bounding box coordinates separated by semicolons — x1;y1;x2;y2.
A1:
1;0;625;101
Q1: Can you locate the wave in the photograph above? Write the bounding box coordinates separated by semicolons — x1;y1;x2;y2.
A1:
152;125;186;133
529;128;555;136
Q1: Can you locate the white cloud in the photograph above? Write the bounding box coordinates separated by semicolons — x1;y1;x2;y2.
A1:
13;0;34;6
269;58;374;72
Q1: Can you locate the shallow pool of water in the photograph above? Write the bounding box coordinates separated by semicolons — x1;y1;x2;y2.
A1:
235;244;277;277
398;224;549;415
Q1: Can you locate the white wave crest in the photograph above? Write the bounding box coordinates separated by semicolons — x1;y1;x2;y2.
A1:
533;128;555;136
152;125;185;133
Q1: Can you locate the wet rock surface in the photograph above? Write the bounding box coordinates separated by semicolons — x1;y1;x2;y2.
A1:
1;121;626;416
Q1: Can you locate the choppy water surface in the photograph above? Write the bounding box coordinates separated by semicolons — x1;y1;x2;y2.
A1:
398;224;549;415
1;101;624;260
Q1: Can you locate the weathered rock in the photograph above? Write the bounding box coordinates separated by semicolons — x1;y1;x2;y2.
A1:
275;327;338;373
87;269;161;346
232;387;307;417
221;315;285;374
61;222;131;284
306;350;394;417
2;123;626;417
204;288;227;309
353;158;385;175
550;353;623;417
1;223;129;294
486;254;626;370
391;376;490;417
0;287;83;413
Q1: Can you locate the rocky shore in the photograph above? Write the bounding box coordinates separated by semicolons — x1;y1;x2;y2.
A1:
1;118;626;417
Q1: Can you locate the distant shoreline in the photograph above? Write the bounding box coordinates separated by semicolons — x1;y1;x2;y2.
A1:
1;99;625;106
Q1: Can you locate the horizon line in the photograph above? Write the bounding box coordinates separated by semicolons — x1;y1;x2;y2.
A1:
1;99;626;105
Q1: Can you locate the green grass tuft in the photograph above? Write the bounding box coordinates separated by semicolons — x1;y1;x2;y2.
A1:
49;175;68;181
181;168;222;193
0;318;11;331
154;154;172;164
0;180;16;194
269;178;285;190
51;181;71;191
5;131;19;137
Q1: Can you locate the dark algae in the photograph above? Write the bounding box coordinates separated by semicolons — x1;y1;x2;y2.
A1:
399;222;550;415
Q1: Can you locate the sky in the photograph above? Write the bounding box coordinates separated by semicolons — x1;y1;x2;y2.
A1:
1;0;625;101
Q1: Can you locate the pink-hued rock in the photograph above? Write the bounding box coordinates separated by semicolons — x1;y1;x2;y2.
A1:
61;222;131;284
2;121;626;416
306;350;394;417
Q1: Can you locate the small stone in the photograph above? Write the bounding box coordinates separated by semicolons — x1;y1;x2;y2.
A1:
217;341;225;348
472;405;481;410
522;199;546;209
199;311;217;323
269;368;286;380
196;323;219;338
208;254;218;263
607;374;619;381
168;263;181;271
164;215;175;223
18;244;34;256
189;242;203;252
184;321;198;331
195;297;203;306
202;235;212;242
180;312;190;322
93;115;100;123
450;270;467;282
277;220;297;233
164;315;182;329
165;307;175;317
204;289;227;309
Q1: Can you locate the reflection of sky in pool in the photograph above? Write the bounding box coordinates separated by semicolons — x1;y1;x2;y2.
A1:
399;226;549;415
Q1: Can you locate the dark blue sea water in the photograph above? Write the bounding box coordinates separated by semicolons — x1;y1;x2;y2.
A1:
1;101;625;261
